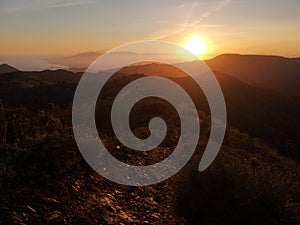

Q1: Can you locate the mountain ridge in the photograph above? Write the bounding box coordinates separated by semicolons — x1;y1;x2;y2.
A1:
2;52;300;96
0;63;19;75
205;54;300;96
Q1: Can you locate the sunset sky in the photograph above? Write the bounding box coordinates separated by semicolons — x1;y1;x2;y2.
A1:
1;0;300;60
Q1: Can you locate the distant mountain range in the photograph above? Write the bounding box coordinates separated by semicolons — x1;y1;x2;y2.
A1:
47;51;103;72
118;54;300;96
43;53;300;95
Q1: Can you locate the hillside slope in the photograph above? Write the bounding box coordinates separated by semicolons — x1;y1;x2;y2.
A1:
205;54;300;96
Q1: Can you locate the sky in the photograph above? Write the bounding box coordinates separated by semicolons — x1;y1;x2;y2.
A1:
1;0;300;61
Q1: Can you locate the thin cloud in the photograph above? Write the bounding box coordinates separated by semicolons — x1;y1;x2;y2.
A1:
0;0;97;15
155;0;231;40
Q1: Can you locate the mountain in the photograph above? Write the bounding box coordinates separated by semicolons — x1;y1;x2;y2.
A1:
0;64;19;75
46;52;300;96
119;63;187;78
205;54;300;96
48;51;103;72
0;69;82;110
23;69;82;84
0;69;82;86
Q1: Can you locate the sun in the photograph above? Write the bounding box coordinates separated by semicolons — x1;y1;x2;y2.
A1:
183;37;208;56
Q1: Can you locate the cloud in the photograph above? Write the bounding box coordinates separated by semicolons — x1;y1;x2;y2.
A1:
111;51;137;55
154;0;231;40
0;0;97;15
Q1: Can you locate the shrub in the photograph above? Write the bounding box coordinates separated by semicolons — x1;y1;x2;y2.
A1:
174;147;295;225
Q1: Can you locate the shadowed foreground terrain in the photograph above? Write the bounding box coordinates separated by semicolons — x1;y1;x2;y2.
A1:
1;105;300;225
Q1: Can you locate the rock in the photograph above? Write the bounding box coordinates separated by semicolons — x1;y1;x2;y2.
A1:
42;197;60;204
26;205;37;214
48;211;61;220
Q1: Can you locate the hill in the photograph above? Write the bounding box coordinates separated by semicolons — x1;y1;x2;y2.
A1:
0;69;81;86
45;52;300;97
119;63;187;78
0;64;19;75
205;54;300;96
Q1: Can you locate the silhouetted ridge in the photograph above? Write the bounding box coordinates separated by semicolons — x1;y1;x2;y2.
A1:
205;54;300;96
0;63;19;75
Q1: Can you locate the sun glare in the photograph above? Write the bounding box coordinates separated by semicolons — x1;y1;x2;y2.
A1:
183;37;208;56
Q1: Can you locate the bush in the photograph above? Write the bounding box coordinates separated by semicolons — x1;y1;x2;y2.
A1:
174;147;294;225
